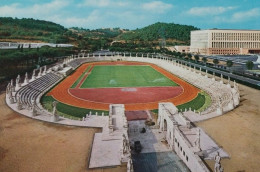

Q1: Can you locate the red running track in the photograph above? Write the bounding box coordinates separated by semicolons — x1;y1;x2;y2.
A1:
69;86;183;104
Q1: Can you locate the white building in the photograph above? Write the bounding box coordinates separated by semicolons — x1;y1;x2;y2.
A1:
190;29;260;55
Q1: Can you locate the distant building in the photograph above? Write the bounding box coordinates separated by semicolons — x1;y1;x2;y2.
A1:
190;29;260;55
169;46;190;53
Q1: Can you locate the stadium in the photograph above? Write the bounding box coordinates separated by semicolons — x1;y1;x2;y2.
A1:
5;52;240;172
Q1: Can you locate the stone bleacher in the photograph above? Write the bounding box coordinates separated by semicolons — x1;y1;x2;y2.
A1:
15;72;62;108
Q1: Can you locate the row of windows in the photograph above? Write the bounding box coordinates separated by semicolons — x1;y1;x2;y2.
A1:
212;42;260;49
175;138;189;162
212;32;260;41
209;48;239;55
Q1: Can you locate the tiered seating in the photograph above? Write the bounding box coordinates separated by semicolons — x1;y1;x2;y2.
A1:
67;58;89;69
15;72;62;108
127;57;235;114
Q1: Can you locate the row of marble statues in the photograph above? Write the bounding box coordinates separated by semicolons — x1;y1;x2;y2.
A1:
5;65;60;122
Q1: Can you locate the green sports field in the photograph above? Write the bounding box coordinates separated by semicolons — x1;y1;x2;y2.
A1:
80;65;178;88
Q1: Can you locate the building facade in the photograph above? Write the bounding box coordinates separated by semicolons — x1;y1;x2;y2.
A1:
190;29;260;55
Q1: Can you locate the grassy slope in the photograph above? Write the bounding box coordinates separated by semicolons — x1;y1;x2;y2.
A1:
80;65;178;88
41;96;108;119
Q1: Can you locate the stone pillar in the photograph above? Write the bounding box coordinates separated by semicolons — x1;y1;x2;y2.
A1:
130;53;131;57
193;66;196;73
142;54;143;58
199;67;202;75
99;53;101;58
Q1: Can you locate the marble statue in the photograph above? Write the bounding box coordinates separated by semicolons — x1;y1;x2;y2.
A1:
10;79;15;92
52;101;58;115
32;69;36;79
214;152;223;172
16;94;22;110
194;128;201;150
32;99;37;116
16;75;20;88
127;158;134;172
123;134;129;154
51;101;59;122
24;72;29;84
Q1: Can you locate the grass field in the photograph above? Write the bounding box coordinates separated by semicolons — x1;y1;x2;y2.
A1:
80;65;178;88
71;65;92;88
41;95;108;119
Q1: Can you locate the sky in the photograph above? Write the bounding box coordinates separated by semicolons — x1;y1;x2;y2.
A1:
0;0;259;30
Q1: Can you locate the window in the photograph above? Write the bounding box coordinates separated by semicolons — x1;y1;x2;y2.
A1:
180;147;182;151
175;138;177;143
183;151;185;156
186;156;189;161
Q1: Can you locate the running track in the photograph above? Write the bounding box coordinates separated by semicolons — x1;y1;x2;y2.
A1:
48;61;200;111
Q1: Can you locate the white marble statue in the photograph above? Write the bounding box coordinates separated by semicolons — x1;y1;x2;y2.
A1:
6;83;10;96
123;134;130;154
127;158;134;172
24;72;29;84
10;79;15;92
31;99;37;116
16;75;20;89
52;101;58;115
38;67;42;77
194;128;201;150
32;69;36;79
16;94;22;110
43;65;47;74
51;101;59;122
214;152;223;172
220;74;223;84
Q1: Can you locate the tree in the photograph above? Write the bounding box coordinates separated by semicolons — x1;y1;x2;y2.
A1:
226;60;233;68
194;55;200;62
213;59;219;66
187;53;192;60
202;57;207;64
246;61;254;70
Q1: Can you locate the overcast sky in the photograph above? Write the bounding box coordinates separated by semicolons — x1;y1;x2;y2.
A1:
0;0;259;30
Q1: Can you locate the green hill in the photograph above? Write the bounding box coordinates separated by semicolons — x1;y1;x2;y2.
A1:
0;17;70;43
117;22;199;44
0;17;199;48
